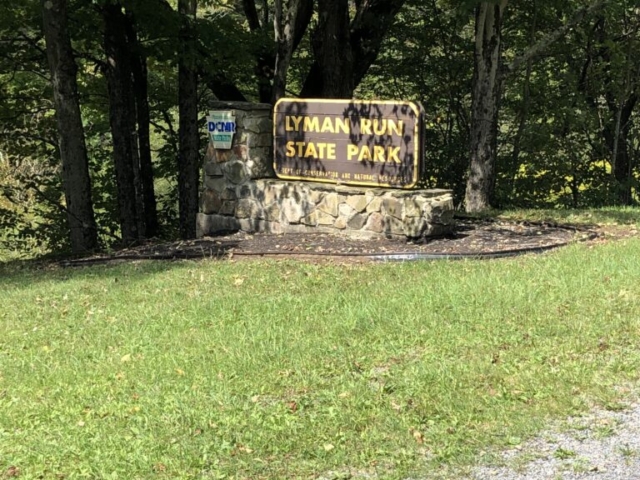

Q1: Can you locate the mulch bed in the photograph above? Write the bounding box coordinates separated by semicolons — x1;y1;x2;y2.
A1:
62;217;603;266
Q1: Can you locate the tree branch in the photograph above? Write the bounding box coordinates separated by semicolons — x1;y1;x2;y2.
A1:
505;0;609;76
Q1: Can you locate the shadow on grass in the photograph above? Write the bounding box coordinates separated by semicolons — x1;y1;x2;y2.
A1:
0;239;239;290
462;207;640;227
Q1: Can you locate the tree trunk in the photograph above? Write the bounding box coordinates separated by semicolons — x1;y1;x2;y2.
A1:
300;0;405;98
103;2;144;243
178;0;199;239
125;12;159;237
604;95;637;205
465;1;507;212
272;0;313;103
312;0;353;97
42;0;98;253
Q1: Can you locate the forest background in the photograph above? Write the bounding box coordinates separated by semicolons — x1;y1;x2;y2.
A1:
1;0;638;254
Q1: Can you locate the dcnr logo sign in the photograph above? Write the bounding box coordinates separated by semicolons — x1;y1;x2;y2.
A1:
206;111;236;149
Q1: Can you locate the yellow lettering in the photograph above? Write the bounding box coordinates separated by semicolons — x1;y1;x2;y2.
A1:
358;146;372;162
347;144;359;160
292;116;303;131
304;142;318;158
286;141;295;157
373;119;386;135
295;141;305;156
387;147;401;163
388;120;403;136
316;143;326;159
335;118;350;134
360;119;372;135
374;146;385;162
321;117;334;133
327;143;336;160
303;116;320;132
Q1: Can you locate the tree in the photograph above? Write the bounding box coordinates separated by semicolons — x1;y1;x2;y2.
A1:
177;0;199;239
464;0;611;212
42;0;98;252
103;1;146;243
464;0;507;212
300;0;407;98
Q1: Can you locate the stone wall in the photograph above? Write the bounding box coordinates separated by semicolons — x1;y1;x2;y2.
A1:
197;102;455;239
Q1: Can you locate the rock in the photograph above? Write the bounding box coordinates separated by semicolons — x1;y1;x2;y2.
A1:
382;197;403;219
346;195;370;213
201;189;222;214
235;198;261;219
301;211;318;226
364;212;384;233
204;176;227;193
196;214;239;237
333;217;347;229
224;161;248;184
383;215;405;236
317;193;339;217
263;202;281;222
366;196;383;214
347;213;367;230
204;161;223;176
282;198;304;224
317;211;335;225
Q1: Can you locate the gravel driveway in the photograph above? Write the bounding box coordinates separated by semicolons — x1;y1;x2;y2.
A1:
470;401;640;480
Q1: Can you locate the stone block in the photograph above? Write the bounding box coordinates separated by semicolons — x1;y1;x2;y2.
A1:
317;193;339;216
204;176;228;193
334;217;347;229
243;116;272;133
301;211;318;226
364;212;384;233
383;216;405;236
382;197;403;219
201;189;222;214
224;160;249;185
366;196;383;214
196;213;239;237
264;202;281;222
317;211;335;225
338;203;356;218
246;132;272;148
403;217;427;238
235;198;261;219
220;200;236;215
347;213;367;230
204;161;223;177
346;195;370;213
282;198;305;224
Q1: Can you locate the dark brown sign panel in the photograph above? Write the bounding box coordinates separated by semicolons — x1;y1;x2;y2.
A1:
273;99;423;189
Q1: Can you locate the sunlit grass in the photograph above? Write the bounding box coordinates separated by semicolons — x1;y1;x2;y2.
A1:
2;236;640;478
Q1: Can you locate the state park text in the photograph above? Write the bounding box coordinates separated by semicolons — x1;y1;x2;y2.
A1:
283;115;404;163
274;99;424;189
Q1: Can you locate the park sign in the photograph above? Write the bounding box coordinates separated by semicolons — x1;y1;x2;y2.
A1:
274;99;424;189
206;110;236;149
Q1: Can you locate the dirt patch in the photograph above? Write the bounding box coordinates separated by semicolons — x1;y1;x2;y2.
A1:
61;218;607;266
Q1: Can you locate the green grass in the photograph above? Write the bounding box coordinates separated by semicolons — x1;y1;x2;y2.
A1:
1;237;640;479
494;206;640;226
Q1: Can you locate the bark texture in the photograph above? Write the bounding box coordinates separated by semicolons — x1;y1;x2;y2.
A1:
178;0;199;239
125;13;159;237
42;0;98;252
271;0;313;103
300;0;405;98
103;2;144;242
465;1;507;212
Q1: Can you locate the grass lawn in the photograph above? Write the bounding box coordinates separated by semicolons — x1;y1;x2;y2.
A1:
1;220;640;478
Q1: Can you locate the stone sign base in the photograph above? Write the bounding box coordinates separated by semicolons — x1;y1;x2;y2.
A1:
197;180;454;239
197;101;454;240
